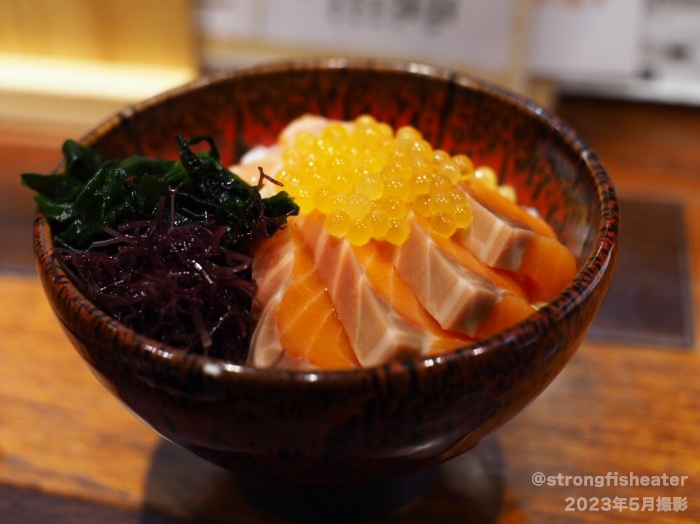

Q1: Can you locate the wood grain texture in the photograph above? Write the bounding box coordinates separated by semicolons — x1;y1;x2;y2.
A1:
0;0;196;68
1;96;699;522
0;126;65;269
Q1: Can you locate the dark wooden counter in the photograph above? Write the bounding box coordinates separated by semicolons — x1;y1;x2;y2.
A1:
1;96;699;523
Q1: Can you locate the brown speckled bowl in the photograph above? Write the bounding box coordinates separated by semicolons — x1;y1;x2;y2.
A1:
34;58;618;484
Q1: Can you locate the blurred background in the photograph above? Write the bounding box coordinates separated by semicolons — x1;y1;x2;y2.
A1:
2;0;700;134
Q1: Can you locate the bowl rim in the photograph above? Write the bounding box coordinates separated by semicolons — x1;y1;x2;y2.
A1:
35;57;619;387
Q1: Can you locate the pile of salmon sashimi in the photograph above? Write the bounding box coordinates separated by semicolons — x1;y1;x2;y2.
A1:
235;115;577;370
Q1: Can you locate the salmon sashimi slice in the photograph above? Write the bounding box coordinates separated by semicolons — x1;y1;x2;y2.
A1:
452;193;534;272
252;291;323;370
414;214;528;300
394;216;500;336
519;234;578;303
249;229;296;367
410;215;537;336
460;177;557;239
473;292;537;339
351;240;472;355
251;227;295;310
454;182;577;303
249;226;358;370
250;298;310;369
297;212;429;367
276;224;359;369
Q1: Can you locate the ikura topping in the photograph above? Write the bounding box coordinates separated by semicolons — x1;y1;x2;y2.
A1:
273;114;518;246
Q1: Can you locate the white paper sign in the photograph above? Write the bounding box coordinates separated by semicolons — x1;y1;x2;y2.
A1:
262;0;517;72
529;0;645;78
196;0;647;79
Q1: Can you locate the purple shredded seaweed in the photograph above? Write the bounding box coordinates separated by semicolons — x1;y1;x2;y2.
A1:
55;193;258;363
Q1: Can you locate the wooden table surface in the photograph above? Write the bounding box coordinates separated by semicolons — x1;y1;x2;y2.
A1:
1;96;699;523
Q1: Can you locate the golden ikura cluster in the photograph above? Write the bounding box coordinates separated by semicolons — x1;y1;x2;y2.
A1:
276;115;516;246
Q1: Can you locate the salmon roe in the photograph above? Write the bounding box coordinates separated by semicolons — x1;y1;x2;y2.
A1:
277;115;514;246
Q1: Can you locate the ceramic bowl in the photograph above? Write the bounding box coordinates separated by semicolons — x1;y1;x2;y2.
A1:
34;58;618;484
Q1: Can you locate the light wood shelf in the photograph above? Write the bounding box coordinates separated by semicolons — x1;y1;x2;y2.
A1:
0;0;198;134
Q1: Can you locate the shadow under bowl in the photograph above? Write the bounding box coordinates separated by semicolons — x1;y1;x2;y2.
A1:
34;58;619;484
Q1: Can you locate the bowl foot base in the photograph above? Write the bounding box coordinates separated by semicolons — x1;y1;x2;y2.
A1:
238;467;437;522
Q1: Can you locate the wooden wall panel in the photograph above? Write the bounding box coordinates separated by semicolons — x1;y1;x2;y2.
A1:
0;0;196;69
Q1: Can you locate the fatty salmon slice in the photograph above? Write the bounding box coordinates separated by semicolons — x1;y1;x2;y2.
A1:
453;193;534;271
249;229;295;367
251;228;295;310
473;292;537;339
277;224;359;369
410;215;536;336
394;216;500;336
351;240;472;356
297;212;428;367
413;214;528;300
461;177;557;239
454;181;577;302
519;234;578;303
249;226;358;369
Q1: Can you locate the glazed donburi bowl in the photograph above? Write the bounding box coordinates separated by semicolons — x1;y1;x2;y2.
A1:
34;58;618;484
